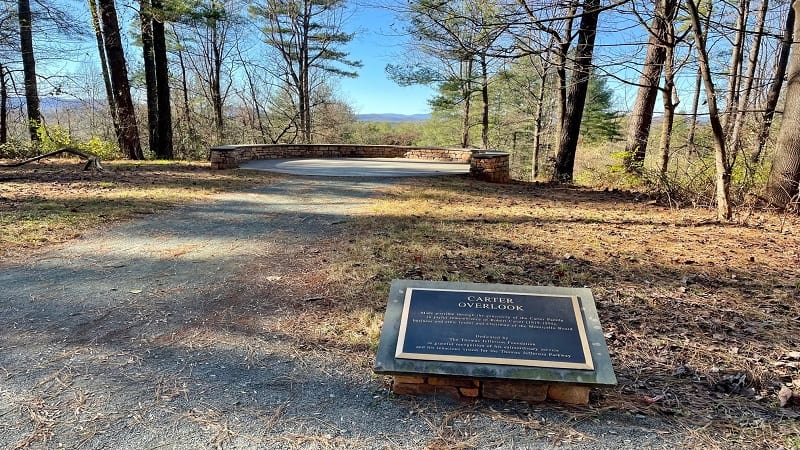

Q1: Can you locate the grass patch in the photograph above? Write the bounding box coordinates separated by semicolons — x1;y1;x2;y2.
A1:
0;159;277;259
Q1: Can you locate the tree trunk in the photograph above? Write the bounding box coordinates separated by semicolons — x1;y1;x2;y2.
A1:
152;0;173;159
97;0;144;160
173;30;193;137
553;0;600;183
686;9;711;154
0;63;7;145
730;0;767;159
461;57;473;149
753;2;795;162
658;17;678;176
140;0;159;155
531;60;548;179
18;0;41;142
687;0;731;220
211;19;224;144
300;2;312;144
624;0;672;172
763;0;800;208
88;0;118;129
554;3;577;150
480;53;489;149
722;0;750;137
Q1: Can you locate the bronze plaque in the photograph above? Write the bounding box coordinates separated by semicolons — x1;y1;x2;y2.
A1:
395;288;594;370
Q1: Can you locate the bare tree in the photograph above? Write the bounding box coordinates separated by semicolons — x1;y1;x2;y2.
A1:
623;0;675;172
686;0;731;220
18;0;39;142
753;1;794;162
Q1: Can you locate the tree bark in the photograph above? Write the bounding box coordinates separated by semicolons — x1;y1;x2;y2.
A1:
480;52;489;149
461;57;473;148
152;0;172;159
729;0;767;159
753;2;795;162
553;0;600;182
173;30;194;138
0;63;7;145
531;58;548;179
140;0;159;155
624;0;672;171
554;2;577;151
97;0;144;160
658;14;678;176
18;0;41;142
722;0;750;137
210;17;224;143
763;0;800;208
687;0;732;220
88;0;119;146
686;8;712;154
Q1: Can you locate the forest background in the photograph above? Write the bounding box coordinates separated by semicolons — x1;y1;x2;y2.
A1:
2;0;800;219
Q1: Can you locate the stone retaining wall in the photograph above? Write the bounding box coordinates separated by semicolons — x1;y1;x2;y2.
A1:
209;144;475;170
392;375;590;404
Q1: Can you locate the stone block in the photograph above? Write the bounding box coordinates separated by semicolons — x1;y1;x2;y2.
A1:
547;384;590;405
394;375;426;384
428;376;479;387
483;380;548;402
393;382;460;398
459;387;480;397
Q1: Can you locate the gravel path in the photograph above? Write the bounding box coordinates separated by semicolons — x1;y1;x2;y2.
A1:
0;176;683;449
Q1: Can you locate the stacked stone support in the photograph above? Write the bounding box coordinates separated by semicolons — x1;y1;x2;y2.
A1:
469;152;511;183
390;375;590;404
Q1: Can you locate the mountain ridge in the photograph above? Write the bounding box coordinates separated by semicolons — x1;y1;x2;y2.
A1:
355;113;430;123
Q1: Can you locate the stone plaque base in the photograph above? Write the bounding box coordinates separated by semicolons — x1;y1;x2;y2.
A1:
390;374;590;404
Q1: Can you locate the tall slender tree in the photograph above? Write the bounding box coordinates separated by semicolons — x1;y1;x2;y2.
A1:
686;0;731;220
141;0;159;154
152;0;172;158
552;0;601;182
88;0;118;134
18;0;40;142
623;0;676;172
0;62;7;144
97;0;143;159
753;2;794;162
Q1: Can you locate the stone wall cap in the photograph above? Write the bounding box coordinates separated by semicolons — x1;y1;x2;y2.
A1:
472;151;509;158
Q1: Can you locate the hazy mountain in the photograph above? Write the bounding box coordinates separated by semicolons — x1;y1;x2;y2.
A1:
7;96;87;111
356;113;430;123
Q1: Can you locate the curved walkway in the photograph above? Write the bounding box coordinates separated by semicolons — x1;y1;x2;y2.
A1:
240;157;470;177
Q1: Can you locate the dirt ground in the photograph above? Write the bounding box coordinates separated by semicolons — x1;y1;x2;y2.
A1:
1;163;799;449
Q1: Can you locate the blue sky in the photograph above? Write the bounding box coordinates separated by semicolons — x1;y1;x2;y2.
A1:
338;4;436;115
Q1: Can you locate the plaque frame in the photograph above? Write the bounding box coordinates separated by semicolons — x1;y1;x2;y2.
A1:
394;287;595;370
